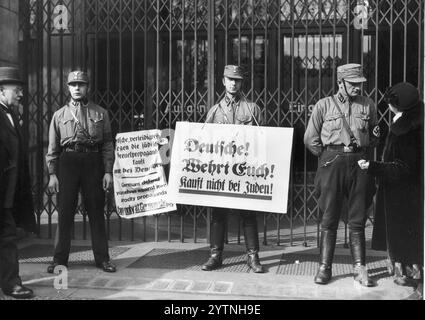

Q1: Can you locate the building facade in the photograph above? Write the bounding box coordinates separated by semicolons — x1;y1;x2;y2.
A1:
16;0;424;244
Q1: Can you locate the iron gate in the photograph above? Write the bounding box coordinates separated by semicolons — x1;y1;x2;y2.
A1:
18;0;424;245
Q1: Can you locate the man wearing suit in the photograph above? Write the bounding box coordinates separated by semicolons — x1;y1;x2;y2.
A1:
0;67;36;299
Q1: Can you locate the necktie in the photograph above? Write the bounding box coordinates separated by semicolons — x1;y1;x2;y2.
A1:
72;100;88;130
73;101;90;142
79;105;88;131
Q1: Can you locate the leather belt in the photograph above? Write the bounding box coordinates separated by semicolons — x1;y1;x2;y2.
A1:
325;145;365;153
64;144;99;153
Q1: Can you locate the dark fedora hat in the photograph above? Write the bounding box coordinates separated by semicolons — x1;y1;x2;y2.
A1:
0;67;25;85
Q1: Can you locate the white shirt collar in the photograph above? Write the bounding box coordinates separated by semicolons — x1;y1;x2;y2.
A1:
393;112;403;123
0;101;10;110
0;101;15;127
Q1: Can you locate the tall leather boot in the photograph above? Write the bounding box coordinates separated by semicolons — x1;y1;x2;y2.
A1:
202;219;225;271
314;230;336;284
349;230;375;287
243;215;264;273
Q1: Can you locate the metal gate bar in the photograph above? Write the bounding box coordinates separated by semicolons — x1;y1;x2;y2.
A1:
18;0;424;245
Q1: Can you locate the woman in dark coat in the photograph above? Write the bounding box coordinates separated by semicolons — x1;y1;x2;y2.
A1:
358;82;423;299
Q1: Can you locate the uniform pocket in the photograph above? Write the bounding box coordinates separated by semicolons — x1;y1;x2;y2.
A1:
321;114;343;143
324;113;343;131
353;113;370;131
60;118;75;139
213;113;226;124
88;115;104;139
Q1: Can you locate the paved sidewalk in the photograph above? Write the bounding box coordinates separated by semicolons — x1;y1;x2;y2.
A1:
1;236;420;300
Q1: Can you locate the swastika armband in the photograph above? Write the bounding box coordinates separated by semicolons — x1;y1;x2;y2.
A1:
372;125;380;138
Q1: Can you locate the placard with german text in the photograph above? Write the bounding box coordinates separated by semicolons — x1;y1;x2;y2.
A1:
113;130;176;218
168;122;293;214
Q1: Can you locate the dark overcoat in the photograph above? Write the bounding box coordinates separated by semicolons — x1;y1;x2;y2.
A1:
0;106;36;234
368;103;424;265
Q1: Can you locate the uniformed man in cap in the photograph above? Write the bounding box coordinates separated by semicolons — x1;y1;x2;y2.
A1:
0;66;36;299
304;63;380;287
202;65;264;273
46;70;116;273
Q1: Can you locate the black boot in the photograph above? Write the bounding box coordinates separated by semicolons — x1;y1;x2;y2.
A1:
247;249;264;273
202;216;225;271
243;214;264;273
314;230;336;284
202;246;223;271
349;230;375;287
47;260;68;274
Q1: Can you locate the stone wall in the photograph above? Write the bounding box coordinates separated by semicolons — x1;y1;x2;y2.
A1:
0;0;19;67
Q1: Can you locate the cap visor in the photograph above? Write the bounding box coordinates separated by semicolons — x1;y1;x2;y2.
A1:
68;81;88;84
345;77;367;83
224;75;243;80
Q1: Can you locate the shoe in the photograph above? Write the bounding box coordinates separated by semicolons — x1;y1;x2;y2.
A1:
314;264;332;284
47;262;67;274
202;250;223;271
403;282;423;300
403;290;423;300
2;284;33;299
96;261;117;272
393;262;411;286
353;264;376;287
247;250;264;273
394;275;410;286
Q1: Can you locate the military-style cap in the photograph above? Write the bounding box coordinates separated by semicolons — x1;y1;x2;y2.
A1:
223;65;244;80
337;63;366;83
67;70;89;85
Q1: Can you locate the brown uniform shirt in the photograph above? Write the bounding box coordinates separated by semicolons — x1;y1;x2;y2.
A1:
304;93;379;156
46;100;114;174
205;95;264;126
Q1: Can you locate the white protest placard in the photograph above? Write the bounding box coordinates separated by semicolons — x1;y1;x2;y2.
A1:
168;122;293;214
113;130;176;218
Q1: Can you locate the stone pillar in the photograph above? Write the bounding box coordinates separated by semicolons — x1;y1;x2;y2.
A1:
0;0;19;67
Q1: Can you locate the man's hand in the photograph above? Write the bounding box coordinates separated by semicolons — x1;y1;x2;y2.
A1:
48;174;59;194
358;159;369;170
103;173;113;192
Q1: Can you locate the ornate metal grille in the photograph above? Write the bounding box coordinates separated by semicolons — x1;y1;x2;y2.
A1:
18;0;424;246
